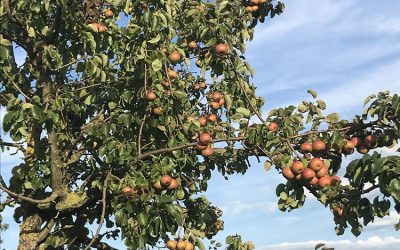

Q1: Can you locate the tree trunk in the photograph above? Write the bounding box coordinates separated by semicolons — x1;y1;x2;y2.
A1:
18;213;42;250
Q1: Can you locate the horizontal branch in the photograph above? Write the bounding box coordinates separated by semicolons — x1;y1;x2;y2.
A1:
0;141;25;151
137;136;247;160
0;175;59;205
327;184;380;203
286;116;396;140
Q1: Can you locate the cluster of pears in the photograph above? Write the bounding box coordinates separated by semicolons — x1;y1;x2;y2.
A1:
207;91;225;110
121;175;179;197
245;0;270;13
90;8;114;33
166;239;194;250
282;140;341;188
153;174;179;191
195;132;214;157
342;135;377;155
121;186;144;196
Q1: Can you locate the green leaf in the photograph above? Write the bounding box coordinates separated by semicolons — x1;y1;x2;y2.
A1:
316;100;326;110
148;34;161;44
2;111;15;131
364;94;376;106
307;89;317;98
353;166;363;187
174;90;187;99
279;191;288;200
236;107;251;118
0;37;11;47
196;237;206;250
320;194;327;204
152;59;162;72
32;106;45;122
176;189;185;200
108;102;117;110
137;212;147;225
123;0;131;14
264;161;272;172
27;27;36;37
22;103;33;109
387;179;400;201
86;23;99;32
186;9;197;17
325;113;340;123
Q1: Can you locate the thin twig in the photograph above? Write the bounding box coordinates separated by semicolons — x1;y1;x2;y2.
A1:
53;55;91;72
137;114;147;156
2;69;30;100
144;49;148;92
283;138;303;159
110;174;121;181
84;171;111;250
75;83;103;91
79;171;95;192
255;145;276;165
227;57;266;124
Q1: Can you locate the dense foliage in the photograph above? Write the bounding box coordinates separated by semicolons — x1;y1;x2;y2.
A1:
0;0;399;249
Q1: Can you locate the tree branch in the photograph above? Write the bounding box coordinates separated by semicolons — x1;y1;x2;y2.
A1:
84;171;111;250
304;184;321;200
137;136;247;160
66;146;86;166
0;177;58;205
283;138;303;159
327;184;380;203
37;217;56;243
227;57;267;124
45;5;63;44
137;114;147;156
0;141;25;152
42;75;65;193
286;116;396;140
1;69;30;100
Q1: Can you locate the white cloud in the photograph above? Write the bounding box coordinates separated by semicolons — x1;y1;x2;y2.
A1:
221;200;277;216
320;60;400;114
365;211;400;232
246;0;400;118
251;0;352;46
259;236;400;250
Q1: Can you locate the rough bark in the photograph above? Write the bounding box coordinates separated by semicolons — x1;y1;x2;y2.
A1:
17;213;42;250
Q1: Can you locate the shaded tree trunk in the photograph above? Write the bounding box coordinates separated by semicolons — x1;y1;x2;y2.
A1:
18;213;42;250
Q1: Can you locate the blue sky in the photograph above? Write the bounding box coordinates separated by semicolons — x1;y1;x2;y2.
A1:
1;0;400;249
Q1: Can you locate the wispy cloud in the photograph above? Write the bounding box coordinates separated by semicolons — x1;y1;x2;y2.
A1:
220;200;277;216
364;211;400;232
259;236;400;250
246;0;400;119
319;60;400;114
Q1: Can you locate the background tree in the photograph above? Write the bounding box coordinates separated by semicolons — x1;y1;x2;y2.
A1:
0;0;399;249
